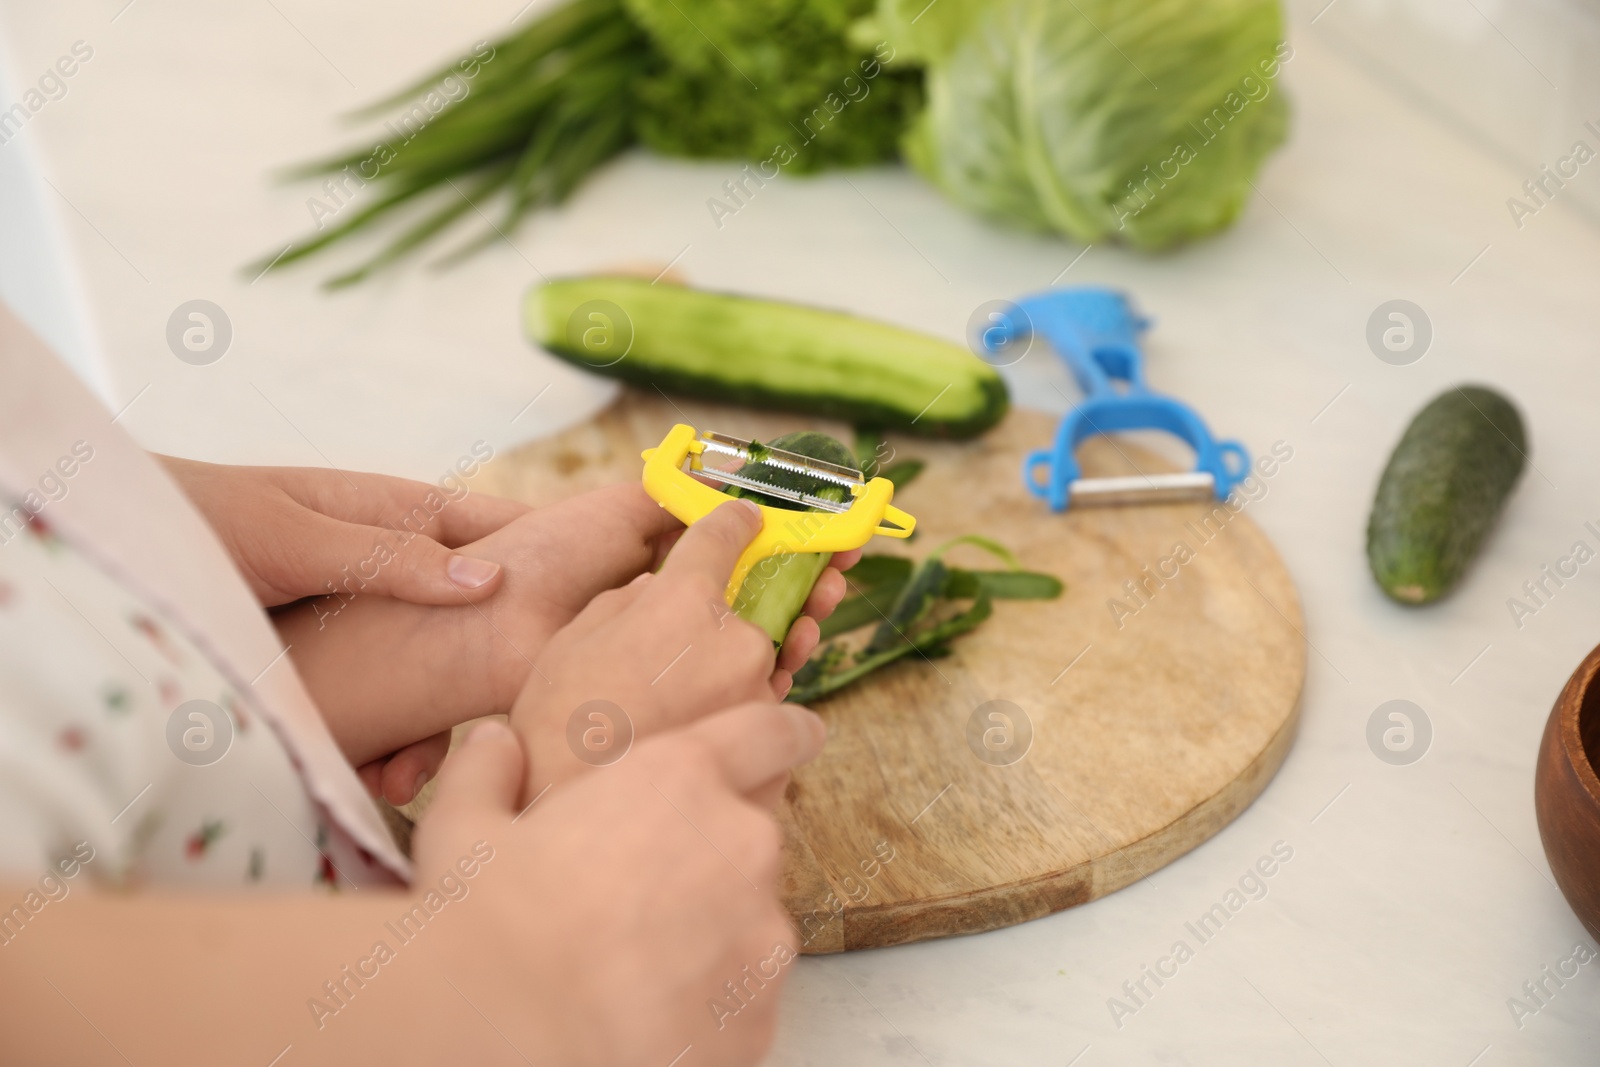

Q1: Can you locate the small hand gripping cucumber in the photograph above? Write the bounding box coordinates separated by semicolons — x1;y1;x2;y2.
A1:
1366;385;1527;604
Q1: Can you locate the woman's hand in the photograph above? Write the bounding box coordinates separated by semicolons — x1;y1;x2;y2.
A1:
414;705;825;1066
159;455;529;608
0;709;824;1067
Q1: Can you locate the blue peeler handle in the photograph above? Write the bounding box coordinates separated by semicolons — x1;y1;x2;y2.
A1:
981;287;1250;512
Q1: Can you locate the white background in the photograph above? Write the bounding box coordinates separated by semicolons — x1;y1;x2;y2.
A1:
3;0;1599;1062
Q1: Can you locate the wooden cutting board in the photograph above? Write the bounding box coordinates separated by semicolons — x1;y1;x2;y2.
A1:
478;389;1305;954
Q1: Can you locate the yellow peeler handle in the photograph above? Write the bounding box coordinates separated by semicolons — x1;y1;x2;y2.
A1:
641;424;915;604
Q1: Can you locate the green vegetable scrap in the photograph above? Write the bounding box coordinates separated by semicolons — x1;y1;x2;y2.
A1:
793;535;1063;704
896;0;1291;250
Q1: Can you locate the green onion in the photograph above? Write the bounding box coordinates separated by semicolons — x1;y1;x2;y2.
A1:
248;0;649;287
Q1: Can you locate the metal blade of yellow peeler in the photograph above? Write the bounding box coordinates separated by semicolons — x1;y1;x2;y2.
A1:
693;465;855;512
696;431;864;489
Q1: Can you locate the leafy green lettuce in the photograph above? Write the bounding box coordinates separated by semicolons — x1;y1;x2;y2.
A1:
623;0;921;171
892;0;1290;249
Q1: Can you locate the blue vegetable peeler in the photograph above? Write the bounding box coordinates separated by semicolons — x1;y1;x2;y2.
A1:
981;287;1250;512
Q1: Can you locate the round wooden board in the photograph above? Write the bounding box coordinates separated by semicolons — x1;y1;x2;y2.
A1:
477;390;1306;954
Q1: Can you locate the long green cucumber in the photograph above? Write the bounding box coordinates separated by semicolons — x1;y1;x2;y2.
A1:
1366;385;1527;604
524;276;1008;438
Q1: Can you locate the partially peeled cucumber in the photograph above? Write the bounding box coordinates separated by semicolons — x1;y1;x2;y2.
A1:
722;431;857;644
524;276;1008;438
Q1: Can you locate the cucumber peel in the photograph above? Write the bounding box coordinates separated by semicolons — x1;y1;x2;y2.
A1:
792;538;1064;704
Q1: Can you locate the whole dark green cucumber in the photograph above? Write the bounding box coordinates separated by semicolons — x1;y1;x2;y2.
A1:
524;276;1008;438
1367;385;1526;604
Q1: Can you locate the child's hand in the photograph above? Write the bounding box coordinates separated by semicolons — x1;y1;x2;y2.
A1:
161;455;528;607
510;499;801;798
468;483;859;709
416;707;823;1067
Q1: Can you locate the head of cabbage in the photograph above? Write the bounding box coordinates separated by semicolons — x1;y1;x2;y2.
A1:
867;0;1290;250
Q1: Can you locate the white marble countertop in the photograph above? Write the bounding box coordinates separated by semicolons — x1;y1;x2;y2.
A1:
4;2;1600;1063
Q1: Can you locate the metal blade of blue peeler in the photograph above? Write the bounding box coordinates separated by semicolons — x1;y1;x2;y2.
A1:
1069;472;1216;508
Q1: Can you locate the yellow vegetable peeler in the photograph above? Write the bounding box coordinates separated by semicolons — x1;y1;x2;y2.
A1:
641;424;916;604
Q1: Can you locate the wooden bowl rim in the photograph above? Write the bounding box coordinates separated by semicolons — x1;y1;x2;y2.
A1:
1558;642;1600;808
